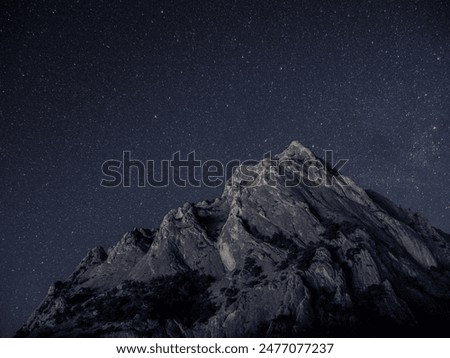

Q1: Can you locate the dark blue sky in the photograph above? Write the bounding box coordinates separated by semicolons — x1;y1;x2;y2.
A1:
1;0;449;336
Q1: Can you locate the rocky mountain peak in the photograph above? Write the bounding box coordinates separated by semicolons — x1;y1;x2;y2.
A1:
16;141;450;338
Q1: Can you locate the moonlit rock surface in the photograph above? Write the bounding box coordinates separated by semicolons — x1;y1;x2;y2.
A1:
17;142;450;337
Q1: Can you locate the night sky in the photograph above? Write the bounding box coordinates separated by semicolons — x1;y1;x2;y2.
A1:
1;0;449;336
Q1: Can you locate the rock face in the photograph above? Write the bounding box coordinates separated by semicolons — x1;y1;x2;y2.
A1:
17;141;450;337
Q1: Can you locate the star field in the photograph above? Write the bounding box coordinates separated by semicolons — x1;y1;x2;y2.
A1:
1;0;449;336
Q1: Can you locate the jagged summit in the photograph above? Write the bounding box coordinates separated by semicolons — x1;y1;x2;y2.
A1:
277;140;316;161
17;142;450;338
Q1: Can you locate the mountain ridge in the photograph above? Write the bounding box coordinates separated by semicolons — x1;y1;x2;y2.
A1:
17;141;450;337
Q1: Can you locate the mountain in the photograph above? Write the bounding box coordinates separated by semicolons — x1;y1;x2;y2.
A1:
16;141;450;337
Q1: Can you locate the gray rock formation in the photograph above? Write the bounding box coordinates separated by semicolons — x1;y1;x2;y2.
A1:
16;141;450;337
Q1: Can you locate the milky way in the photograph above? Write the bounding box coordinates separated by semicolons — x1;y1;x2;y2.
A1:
1;0;449;336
